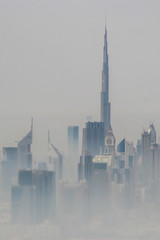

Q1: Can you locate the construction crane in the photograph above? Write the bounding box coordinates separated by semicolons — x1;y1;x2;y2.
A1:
48;131;63;180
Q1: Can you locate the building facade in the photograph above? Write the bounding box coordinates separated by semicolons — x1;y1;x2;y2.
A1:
82;121;105;157
101;26;111;134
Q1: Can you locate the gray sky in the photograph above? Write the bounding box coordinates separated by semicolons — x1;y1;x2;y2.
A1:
0;0;160;160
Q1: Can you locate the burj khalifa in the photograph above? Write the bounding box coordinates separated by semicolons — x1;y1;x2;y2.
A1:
101;26;111;135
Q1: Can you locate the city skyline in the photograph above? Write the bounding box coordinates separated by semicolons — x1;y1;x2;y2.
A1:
0;0;160;160
0;1;160;238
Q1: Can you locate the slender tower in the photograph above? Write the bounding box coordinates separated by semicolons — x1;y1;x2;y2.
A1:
101;26;111;135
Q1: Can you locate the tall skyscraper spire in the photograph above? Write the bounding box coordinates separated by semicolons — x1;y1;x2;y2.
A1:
101;26;111;134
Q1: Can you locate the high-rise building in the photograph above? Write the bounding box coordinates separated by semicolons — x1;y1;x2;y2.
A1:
67;126;79;182
17;123;33;170
149;143;160;204
90;154;112;215
101;26;111;134
115;138;136;208
32;170;56;222
104;126;116;160
48;137;63;182
1;147;18;191
11;169;56;223
82;121;105;157
78;153;93;182
141;124;156;183
11;185;36;224
68;126;79;157
136;139;141;160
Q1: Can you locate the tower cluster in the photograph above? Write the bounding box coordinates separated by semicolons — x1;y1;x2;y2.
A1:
0;26;159;230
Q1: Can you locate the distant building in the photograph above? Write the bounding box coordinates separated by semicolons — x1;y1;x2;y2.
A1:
101;26;111;134
141;124;156;183
1;147;18;191
136;139;141;160
67;126;79;182
117;138;136;169
78;153;93;183
11;169;56;224
37;162;48;171
32;170;56;222
114;138;136;208
104;126;116;161
90;154;112;215
82;122;105;157
68;126;79;158
18;125;33;170
149;143;160;204
11;185;36;224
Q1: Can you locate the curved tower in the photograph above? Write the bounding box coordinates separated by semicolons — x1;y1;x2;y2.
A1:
101;26;111;135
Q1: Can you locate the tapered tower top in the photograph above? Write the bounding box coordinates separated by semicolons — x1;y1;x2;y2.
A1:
101;25;111;134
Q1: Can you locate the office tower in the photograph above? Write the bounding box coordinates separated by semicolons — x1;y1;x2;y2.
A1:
149;143;160;181
48;134;63;181
78;154;93;182
32;170;56;222
115;138;136;208
136;139;141;160
117;138;136;169
82;121;105;157
101;26;111;134
67;126;79;182
11;185;36;224
141;124;156;183
104;126;116;160
3;147;18;163
11;169;56;223
52;145;63;181
18;169;32;185
68;126;79;157
90;154;112;215
1;147;18;191
17;123;33;170
149;143;160;204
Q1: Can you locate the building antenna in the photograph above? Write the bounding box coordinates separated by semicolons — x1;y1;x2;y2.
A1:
105;13;108;30
105;15;107;29
31;117;33;132
48;130;50;151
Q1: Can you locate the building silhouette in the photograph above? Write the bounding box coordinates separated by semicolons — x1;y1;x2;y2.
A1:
1;147;18;191
18;123;33;170
113;138;136;208
149;143;160;204
68;126;79;158
11;169;56;224
104;126;116;161
141;124;156;183
78;153;93;182
101;26;111;134
82;121;105;157
67;126;79;181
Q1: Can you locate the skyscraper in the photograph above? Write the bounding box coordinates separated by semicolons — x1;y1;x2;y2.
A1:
82;121;105;157
68;126;79;158
141;124;156;183
1;147;18;191
18;122;33;170
67;126;79;181
11;169;56;223
101;26;111;134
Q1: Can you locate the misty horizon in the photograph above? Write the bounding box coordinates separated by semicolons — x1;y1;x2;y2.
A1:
0;0;160;161
0;1;160;240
